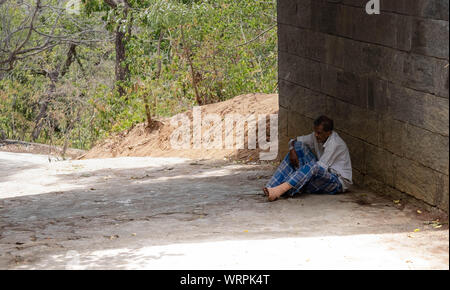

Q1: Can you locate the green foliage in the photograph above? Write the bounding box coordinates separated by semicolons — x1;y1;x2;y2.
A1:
125;0;277;108
0;0;277;151
0;72;46;140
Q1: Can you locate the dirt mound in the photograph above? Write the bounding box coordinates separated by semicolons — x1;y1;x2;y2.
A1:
81;93;278;162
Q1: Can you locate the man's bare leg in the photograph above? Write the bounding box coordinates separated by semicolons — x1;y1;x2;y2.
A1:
264;182;293;202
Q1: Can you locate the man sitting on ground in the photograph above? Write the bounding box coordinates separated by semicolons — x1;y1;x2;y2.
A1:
263;115;352;201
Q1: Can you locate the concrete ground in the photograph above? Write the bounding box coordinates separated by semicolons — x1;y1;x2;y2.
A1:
0;151;448;270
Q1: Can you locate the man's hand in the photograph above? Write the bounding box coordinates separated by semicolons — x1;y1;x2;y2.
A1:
289;148;299;169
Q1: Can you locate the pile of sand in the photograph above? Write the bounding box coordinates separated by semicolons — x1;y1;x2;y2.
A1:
81;93;278;162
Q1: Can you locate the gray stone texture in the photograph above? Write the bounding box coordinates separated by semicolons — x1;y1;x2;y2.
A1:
278;0;449;212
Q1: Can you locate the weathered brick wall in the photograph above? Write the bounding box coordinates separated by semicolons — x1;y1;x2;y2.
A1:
277;0;449;211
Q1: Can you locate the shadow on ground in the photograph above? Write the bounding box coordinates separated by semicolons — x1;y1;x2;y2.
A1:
0;152;448;269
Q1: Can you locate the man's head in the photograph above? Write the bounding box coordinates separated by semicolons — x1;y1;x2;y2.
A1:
313;115;334;143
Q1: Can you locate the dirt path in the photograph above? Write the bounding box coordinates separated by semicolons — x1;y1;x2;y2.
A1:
0;151;448;269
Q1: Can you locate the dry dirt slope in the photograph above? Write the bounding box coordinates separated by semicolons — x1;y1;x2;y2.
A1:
82;93;278;161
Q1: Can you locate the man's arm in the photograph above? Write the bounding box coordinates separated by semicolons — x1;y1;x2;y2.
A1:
288;139;299;169
288;138;296;150
287;133;314;169
289;133;314;150
296;133;315;151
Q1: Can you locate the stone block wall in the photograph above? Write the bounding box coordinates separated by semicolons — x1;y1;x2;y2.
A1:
277;0;449;211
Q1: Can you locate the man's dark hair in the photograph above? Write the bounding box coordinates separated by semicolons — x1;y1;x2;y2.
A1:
314;115;334;132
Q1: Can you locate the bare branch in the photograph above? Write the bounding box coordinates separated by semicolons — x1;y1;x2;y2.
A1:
14;0;42;55
235;24;276;48
0;0;112;71
104;0;118;8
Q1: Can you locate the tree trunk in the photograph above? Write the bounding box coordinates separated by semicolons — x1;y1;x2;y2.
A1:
104;1;132;96
142;92;152;129
31;45;77;141
115;28;129;96
31;81;54;141
156;32;163;79
180;26;203;106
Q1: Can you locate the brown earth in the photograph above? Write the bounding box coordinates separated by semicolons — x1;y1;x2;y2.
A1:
81;93;278;162
0;140;85;160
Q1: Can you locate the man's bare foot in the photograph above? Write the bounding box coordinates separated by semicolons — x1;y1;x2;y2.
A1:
266;183;293;202
267;187;283;201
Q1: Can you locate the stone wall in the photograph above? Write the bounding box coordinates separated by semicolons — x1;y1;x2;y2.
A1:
277;0;449;212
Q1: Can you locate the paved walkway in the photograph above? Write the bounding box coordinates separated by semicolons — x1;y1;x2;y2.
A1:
0;151;448;269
